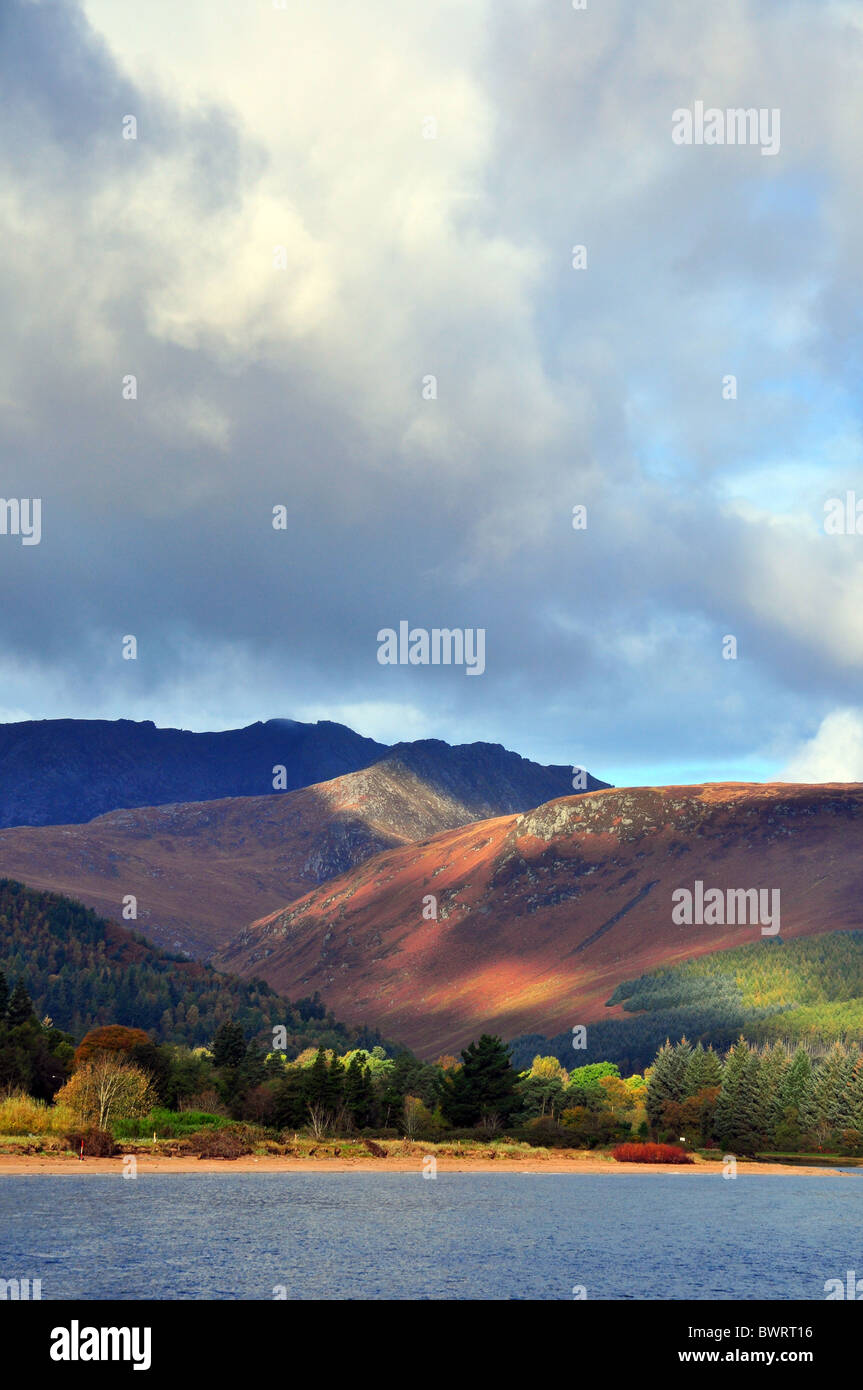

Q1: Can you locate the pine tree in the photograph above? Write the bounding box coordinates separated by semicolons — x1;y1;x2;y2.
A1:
305;1047;331;1109
683;1043;707;1096
211;1020;247;1069
6;979;34;1026
779;1047;812;1116
646;1042;676;1130
846;1056;863;1142
700;1047;723;1089
647;1039;691;1130
440;1035;519;1127
713;1038;761;1155
0;970;8;1020
669;1037;693;1096
344;1053;370;1127
801;1043;857;1149
757;1043;790;1146
380;1052;423;1127
326;1052;345;1112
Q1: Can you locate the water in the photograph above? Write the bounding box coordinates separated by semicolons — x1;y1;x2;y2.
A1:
1;1174;861;1300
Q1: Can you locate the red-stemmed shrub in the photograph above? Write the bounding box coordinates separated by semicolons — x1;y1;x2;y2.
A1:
612;1142;694;1165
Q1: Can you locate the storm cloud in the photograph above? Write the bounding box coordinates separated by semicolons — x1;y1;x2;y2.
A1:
2;0;862;784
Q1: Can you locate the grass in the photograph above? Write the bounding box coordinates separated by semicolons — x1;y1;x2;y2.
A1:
0;1092;74;1136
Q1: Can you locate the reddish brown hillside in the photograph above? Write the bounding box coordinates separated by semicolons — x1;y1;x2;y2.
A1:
0;752;576;956
214;783;863;1056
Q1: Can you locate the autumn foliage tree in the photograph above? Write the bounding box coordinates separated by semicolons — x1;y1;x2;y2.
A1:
56;1055;155;1131
74;1026;152;1069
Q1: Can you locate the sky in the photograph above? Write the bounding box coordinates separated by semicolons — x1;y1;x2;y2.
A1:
2;0;863;787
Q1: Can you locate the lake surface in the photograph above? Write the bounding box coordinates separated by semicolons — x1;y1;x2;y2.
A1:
2;1174;861;1300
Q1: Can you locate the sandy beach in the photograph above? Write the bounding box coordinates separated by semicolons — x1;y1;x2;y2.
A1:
0;1153;849;1177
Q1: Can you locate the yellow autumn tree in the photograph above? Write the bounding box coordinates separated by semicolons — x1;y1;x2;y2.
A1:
56;1055;155;1132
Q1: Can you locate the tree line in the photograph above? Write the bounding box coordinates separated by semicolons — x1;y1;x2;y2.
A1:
647;1036;863;1155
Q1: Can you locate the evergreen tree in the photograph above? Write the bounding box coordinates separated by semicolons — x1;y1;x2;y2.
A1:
779;1047;812;1114
757;1042;789;1146
380;1052;423;1127
271;1070;306;1130
801;1043;857;1148
647;1041;685;1130
700;1047;723;1089
305;1048;331;1109
326;1052;345;1112
683;1042;707;1096
344;1053;371;1127
669;1037;693;1097
440;1035;519;1127
6;979;34;1026
211;1020;247;1069
713;1038;761;1155
846;1056;863;1140
0;969;8;1019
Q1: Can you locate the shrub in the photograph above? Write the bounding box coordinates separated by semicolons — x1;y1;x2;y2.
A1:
185;1128;252;1159
506;1124;577;1149
64;1127;117;1157
613;1142;693;1165
113;1109;229;1140
839;1129;863;1156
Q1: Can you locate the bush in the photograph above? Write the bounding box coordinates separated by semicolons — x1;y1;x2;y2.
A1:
64;1127;117;1157
185;1128;252;1160
613;1142;693;1165
113;1108;229;1140
839;1129;863;1156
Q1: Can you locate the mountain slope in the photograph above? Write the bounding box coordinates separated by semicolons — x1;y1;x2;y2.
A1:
0;745;608;956
214;783;863;1057
0;717;606;829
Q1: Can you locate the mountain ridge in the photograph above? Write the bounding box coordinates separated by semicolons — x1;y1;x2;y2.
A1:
0;717;608;829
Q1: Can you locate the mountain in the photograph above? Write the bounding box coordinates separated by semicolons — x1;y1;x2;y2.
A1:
0;717;384;828
0;717;606;829
214;782;863;1057
0;878;395;1055
0;742;609;956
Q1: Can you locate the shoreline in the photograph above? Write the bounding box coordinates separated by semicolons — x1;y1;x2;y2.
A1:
0;1153;850;1177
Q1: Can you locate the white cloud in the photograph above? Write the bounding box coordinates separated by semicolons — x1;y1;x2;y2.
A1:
780;709;863;783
